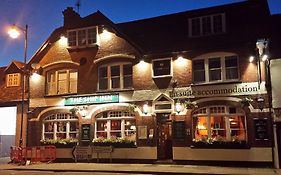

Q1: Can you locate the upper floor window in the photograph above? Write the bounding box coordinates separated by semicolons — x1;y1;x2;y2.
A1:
193;54;239;84
98;63;132;91
6;73;20;87
152;58;172;78
67;27;97;47
188;13;226;37
46;69;77;95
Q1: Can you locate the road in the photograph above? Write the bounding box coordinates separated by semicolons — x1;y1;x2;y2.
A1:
0;170;156;175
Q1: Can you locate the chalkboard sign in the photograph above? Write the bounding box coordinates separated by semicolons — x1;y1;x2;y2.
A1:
172;121;186;141
81;124;91;141
254;118;269;140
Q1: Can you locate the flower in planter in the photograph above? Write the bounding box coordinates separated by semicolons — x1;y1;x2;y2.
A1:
240;97;253;107
128;104;137;113
40;138;78;145
184;99;198;109
92;137;136;147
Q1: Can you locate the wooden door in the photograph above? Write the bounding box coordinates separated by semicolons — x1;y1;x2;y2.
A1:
157;113;172;160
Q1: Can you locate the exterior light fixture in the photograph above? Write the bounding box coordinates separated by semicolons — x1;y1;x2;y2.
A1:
8;24;28;147
256;96;265;111
249;56;255;63
59;35;68;45
175;100;181;114
143;102;149;114
101;28;111;40
262;54;268;62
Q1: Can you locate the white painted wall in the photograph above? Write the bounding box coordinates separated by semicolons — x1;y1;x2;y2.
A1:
270;59;281;108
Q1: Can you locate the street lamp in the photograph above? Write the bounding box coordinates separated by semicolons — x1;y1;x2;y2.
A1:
8;24;28;147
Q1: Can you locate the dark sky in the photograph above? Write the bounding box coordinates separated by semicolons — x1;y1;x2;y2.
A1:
0;0;280;67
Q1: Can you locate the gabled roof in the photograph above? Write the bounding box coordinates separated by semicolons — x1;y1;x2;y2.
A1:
4;60;25;73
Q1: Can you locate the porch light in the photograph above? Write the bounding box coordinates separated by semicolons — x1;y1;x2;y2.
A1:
175;100;181;114
101;28;111;40
143;102;148;114
262;54;268;62
249;56;255;63
59;35;68;45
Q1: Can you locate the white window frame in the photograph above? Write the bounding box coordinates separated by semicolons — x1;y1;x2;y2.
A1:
98;62;133;91
42;113;79;140
152;57;173;78
6;73;21;87
46;69;78;95
192;52;239;84
188;13;226;37
192;105;247;141
94;111;136;139
67;26;97;47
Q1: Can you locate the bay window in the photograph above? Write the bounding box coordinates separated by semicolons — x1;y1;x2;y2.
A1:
95;111;136;141
98;63;132;90
42;113;79;140
193;106;247;142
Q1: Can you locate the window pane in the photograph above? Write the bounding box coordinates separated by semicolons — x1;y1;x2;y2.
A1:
193;60;205;82
68;31;77;46
123;64;132;75
111;120;121;131
111;66;120;89
125;120;136;141
213;14;223;33
124;76;132;88
194;117;208;140
153;59;171;76
202;16;211;35
111;66;120;76
99;67;108;90
191;18;200;36
47;72;56;95
209;58;221;81
229;116;246;141
69;71;78;93
211;116;226;140
225;56;238;80
78;30;86;46
88;28;96;44
97;121;107;131
58;71;67;94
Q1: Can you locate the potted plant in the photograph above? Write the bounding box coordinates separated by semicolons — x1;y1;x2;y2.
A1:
69;107;78;115
128;104;137;113
240;97;253;107
184;99;198;109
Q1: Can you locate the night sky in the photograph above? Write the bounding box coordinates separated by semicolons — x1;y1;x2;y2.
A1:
0;0;280;67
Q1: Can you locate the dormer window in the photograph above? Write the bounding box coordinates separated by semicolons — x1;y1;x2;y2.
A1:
152;58;172;78
188;13;226;37
6;73;20;87
67;27;97;47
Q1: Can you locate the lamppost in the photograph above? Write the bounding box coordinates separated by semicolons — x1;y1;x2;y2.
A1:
8;24;28;147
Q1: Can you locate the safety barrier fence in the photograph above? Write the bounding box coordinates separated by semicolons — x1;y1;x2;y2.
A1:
10;145;56;164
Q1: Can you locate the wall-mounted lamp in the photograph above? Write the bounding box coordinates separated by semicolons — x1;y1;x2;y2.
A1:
175;100;181;114
249;56;255;63
256;96;265;111
143;102;149;114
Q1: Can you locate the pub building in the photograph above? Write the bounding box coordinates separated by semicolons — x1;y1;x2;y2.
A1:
5;0;281;165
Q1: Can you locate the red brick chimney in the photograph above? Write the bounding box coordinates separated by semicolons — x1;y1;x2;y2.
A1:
62;7;81;28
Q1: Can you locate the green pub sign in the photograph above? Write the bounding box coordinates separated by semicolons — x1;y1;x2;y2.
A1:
64;94;119;105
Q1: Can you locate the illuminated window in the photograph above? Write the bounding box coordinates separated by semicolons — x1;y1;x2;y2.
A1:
67;26;97;47
193;54;239;83
6;73;20;87
95;111;136;141
98;63;132;90
193;106;247;142
152;58;172;78
42;113;79;140
46;69;77;95
188;13;226;37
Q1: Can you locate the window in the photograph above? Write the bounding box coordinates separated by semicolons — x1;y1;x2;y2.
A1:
67;27;97;47
193;106;247;142
98;63;132;90
6;73;20;87
46;69;78;95
193;54;239;83
152;58;172;78
42;113;79;140
188;13;226;37
95;111;136;141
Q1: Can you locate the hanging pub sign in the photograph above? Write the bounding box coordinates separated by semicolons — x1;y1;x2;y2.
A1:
64;94;119;105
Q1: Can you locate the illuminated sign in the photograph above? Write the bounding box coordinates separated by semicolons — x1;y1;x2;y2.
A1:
64;94;119;105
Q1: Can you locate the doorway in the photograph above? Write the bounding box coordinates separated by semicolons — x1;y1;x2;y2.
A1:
276;123;281;168
156;113;173;160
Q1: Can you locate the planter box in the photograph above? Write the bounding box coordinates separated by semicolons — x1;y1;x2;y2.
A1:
41;142;77;148
191;141;248;149
92;142;136;148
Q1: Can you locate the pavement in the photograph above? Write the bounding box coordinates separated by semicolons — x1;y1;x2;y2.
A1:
1;157;281;175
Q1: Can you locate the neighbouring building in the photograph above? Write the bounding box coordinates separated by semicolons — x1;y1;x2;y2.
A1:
3;0;281;166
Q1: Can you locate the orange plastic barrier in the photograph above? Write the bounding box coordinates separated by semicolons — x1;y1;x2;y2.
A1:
10;145;56;163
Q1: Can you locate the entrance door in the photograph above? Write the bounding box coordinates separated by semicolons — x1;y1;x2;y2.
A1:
156;113;172;160
277;123;281;168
